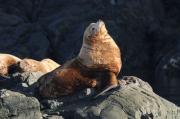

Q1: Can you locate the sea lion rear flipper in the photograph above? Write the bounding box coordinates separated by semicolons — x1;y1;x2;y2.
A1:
93;84;118;98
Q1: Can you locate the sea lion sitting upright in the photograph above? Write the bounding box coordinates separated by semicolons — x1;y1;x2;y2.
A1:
38;20;122;98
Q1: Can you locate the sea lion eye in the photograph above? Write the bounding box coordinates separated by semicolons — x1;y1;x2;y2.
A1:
91;27;95;31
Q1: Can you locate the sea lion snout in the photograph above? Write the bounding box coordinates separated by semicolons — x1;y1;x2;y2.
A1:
97;19;104;27
96;20;107;35
94;20;105;33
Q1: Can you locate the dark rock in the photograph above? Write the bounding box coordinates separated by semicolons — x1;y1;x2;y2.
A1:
11;72;44;96
43;114;64;119
154;50;180;105
41;76;180;119
0;89;42;119
40;88;95;111
0;76;16;89
12;71;44;86
0;22;50;59
0;12;23;26
0;72;44;96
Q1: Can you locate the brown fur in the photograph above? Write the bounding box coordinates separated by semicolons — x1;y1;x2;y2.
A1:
18;58;60;73
38;20;122;98
0;54;21;76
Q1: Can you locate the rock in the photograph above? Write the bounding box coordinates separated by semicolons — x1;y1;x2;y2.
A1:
0;89;42;119
25;31;50;59
47;115;64;119
43;115;64;119
0;76;16;89
41;76;180;119
0;72;44;96
0;22;50;60
12;72;44;86
11;72;44;96
0;12;23;26
154;50;180;105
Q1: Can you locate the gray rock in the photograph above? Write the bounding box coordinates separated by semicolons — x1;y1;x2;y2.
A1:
42;76;180;119
12;71;44;85
0;89;42;119
11;72;44;96
44;115;64;119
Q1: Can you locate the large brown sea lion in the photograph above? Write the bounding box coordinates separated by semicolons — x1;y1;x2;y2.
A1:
0;54;21;76
38;20;122;98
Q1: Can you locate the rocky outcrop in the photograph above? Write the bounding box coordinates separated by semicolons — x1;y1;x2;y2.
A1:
0;72;44;96
41;76;180;119
0;89;42;119
0;70;179;119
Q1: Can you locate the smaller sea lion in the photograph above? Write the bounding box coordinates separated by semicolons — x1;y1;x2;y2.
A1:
18;58;60;73
41;59;60;72
0;54;21;76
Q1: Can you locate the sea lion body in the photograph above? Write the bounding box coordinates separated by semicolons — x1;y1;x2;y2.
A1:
18;58;60;73
41;59;60;72
38;20;122;98
78;35;121;75
38;58;98;97
0;54;21;76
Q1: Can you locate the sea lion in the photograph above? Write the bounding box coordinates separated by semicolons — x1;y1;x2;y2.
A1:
0;54;21;76
17;58;60;73
41;59;60;72
38;20;122;98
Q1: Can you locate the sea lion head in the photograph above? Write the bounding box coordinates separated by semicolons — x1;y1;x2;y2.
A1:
83;20;108;45
78;20;121;71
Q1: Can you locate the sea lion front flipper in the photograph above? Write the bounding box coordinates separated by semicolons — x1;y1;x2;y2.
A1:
94;72;119;98
93;84;118;98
